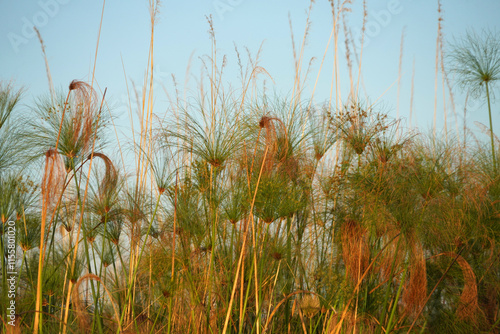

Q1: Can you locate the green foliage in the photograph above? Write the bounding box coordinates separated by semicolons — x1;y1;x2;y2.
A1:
448;28;500;170
448;29;500;97
2;67;500;334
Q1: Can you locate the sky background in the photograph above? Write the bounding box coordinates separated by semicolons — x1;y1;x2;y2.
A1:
1;0;500;145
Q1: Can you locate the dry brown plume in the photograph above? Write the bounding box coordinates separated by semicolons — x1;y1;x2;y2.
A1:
42;148;66;211
377;228;404;283
90;152;118;199
72;274;122;332
71;275;92;331
258;115;288;173
68;80;99;157
443;252;482;324
341;218;369;284
402;238;427;318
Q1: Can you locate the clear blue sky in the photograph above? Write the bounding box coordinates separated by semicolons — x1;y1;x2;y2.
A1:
1;0;499;139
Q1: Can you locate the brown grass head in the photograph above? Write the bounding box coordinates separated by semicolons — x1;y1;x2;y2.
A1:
377;228;404;282
259;115;278;173
42;148;66;210
90;152;118;199
443;252;483;324
71;275;93;332
68;80;99;156
402;239;427;318
258;114;289;174
71;273;122;332
341;218;369;284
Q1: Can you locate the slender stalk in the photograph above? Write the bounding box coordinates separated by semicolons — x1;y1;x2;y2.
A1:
222;147;269;334
116;194;162;333
385;263;408;333
34;89;72;334
62;88;107;334
485;82;497;170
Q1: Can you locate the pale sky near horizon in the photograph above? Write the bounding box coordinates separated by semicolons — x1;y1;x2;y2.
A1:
1;0;499;144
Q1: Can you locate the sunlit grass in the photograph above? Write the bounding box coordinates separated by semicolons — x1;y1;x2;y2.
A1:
0;2;499;334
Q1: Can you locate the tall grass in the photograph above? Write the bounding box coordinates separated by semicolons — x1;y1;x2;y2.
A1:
0;1;499;333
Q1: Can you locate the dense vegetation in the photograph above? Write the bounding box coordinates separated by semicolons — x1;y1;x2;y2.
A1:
1;2;499;334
